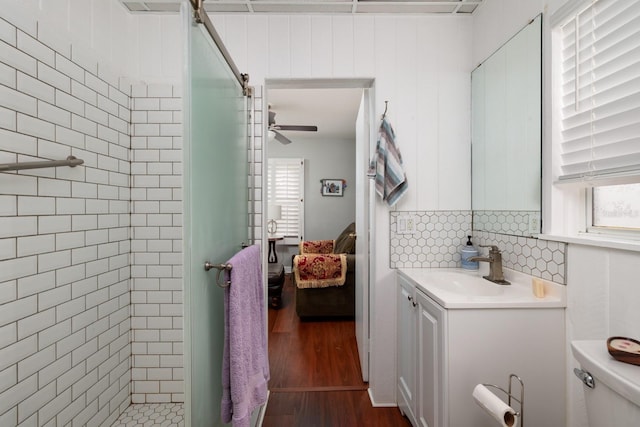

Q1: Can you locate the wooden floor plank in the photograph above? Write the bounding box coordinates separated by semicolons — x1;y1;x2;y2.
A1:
266;274;411;426
271;277;298;333
263;391;411;427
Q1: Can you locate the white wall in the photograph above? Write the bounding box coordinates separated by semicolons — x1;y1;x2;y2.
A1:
216;14;472;212
473;2;640;427
0;0;182;85
471;0;544;65
214;13;473;404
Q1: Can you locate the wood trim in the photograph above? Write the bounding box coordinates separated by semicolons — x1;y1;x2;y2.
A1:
270;385;368;393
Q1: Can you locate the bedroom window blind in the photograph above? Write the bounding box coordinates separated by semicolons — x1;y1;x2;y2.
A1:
558;0;640;184
267;158;304;242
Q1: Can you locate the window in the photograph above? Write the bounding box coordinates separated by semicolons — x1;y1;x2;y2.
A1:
267;158;304;244
555;0;640;234
589;183;640;230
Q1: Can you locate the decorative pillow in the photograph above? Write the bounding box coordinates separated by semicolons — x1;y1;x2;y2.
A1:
300;239;335;254
334;222;356;254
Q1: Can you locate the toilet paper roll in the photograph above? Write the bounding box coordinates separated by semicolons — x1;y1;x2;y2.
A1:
472;384;518;427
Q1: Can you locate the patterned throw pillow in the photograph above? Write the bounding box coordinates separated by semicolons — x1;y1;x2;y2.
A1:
300;239;335;254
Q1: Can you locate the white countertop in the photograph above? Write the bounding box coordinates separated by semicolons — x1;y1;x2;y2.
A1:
397;267;567;309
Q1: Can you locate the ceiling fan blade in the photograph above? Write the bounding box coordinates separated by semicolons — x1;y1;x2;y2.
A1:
273;130;292;145
275;125;318;132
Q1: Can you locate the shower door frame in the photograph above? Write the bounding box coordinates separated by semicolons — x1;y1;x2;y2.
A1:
182;2;259;426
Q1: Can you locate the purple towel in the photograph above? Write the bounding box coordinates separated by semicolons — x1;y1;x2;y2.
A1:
221;245;269;426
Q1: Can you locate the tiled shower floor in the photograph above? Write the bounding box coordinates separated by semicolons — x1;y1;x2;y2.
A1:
111;403;184;427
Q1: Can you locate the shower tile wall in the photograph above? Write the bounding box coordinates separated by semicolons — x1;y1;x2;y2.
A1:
130;85;184;404
0;16;131;427
251;86;264;243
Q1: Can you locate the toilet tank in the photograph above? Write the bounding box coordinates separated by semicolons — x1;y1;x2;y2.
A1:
572;340;640;427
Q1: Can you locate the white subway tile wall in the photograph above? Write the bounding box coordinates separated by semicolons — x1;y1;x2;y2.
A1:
250;86;263;243
0;16;131;427
130;84;184;405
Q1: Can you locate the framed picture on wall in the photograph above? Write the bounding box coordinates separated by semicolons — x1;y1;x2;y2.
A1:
321;179;344;197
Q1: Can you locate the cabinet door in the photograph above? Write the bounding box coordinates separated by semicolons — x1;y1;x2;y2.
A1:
416;290;447;427
397;275;417;424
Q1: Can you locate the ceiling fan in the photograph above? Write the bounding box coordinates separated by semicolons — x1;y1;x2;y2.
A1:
268;106;318;145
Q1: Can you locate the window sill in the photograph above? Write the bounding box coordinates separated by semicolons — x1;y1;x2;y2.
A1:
539;233;640;253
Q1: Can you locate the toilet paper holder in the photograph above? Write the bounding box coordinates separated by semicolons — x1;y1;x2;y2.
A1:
483;374;524;427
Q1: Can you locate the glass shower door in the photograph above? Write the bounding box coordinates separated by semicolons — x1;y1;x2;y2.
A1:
183;7;249;426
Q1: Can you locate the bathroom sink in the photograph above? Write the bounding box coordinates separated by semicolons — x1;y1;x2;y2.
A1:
422;270;504;297
397;268;566;309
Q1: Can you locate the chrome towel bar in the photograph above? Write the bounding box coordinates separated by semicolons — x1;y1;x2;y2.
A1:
0;156;84;172
204;262;233;288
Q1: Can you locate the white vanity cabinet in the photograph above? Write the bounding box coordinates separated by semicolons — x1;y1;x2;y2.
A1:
397;274;448;427
415;284;447;427
397;269;566;427
397;273;418;424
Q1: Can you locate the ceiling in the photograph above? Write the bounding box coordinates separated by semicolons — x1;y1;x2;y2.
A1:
268;87;364;142
121;0;483;15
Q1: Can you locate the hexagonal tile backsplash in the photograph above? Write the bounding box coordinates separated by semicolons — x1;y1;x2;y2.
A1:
473;210;540;237
473;230;566;284
390;211;472;268
390;211;566;284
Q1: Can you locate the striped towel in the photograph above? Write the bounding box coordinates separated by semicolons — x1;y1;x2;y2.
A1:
375;118;408;207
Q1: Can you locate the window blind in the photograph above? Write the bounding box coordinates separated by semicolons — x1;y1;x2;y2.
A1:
559;0;640;183
267;158;304;240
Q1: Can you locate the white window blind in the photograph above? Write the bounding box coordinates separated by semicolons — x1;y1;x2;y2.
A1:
559;0;640;183
267;158;304;241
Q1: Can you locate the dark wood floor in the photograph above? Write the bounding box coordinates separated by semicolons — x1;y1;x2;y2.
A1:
265;274;411;426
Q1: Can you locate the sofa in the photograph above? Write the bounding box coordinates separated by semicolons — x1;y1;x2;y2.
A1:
293;222;356;319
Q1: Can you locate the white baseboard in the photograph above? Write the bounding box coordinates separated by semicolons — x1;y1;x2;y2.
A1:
367;388;398;407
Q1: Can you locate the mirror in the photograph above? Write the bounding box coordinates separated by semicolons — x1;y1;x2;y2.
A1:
471;14;542;237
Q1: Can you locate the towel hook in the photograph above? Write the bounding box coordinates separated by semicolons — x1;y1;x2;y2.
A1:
204;262;233;288
382;100;389;119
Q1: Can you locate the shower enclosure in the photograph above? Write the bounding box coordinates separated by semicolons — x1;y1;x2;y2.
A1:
182;3;253;425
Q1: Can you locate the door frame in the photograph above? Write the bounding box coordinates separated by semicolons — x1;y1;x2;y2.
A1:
262;77;376;382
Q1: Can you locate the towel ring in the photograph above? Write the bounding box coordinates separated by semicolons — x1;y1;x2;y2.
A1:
204;262;233;288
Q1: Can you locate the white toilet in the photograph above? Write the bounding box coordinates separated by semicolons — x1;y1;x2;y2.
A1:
572;340;640;426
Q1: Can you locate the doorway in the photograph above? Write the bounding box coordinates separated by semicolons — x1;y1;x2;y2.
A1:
264;78;375;385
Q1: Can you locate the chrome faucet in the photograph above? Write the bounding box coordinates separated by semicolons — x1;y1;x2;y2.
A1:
468;245;510;285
